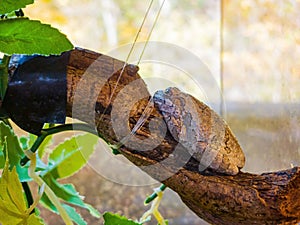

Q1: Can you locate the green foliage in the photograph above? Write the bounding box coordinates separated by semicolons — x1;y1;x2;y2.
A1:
103;212;168;225
0;55;10;99
1;123;27;182
0;122;45;182
63;204;88;225
40;193;89;225
20;132;52;159
0;0;73;56
103;212;141;225
37;127;53;158
41;174;100;216
0;121;24;169
25;133;100;225
44;134;98;179
0;122;101;225
0;0;33;14
0;18;73;55
0;142;44;225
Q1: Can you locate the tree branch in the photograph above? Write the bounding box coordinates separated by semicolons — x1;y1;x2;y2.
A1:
18;48;300;224
64;48;300;224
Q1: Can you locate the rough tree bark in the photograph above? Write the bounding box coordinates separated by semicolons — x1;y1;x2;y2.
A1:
63;48;300;224
19;48;300;224
64;48;300;225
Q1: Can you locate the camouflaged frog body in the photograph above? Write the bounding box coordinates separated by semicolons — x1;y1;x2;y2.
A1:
153;87;245;175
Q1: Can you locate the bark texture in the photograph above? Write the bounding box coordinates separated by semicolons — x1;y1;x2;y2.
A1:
63;48;300;225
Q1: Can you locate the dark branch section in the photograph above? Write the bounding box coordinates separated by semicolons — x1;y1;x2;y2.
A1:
12;48;300;224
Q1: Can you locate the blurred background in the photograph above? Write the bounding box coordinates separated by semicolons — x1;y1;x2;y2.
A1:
23;0;300;224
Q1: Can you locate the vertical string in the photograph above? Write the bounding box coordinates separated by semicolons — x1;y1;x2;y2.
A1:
97;0;154;127
104;0;155;110
98;0;165;147
115;0;166;147
137;0;166;65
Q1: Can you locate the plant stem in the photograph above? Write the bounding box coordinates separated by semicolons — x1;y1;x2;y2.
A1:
26;150;73;225
144;184;166;204
21;182;35;214
0;55;11;100
140;186;166;225
20;123;98;166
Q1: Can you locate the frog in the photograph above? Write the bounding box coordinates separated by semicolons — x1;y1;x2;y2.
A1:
153;87;245;175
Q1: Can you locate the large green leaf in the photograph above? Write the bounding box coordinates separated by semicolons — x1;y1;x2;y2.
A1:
44;134;98;179
0;18;73;55
0;0;34;14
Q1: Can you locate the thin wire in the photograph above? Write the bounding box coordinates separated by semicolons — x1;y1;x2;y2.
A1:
137;0;166;65
104;0;154;112
97;0;165;149
97;0;154;130
117;0;166;147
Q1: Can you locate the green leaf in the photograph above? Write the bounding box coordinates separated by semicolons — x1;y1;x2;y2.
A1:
20;133;52;162
41;174;100;218
0;123;46;180
17;154;48;182
0;143;45;225
63;204;87;225
0;167;27;222
0;122;35;182
0;18;73;55
38;124;55;158
0;121;24;169
20;134;36;151
27;214;45;225
84;203;101;219
19;134;48;182
40;194;88;225
0;0;34;14
20;136;30;150
103;212;141;225
44;134;98;179
38;135;53;158
39;192;56;212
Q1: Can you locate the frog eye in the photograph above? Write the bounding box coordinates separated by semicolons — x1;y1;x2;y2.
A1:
165;87;175;94
165;87;171;94
165;87;180;95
